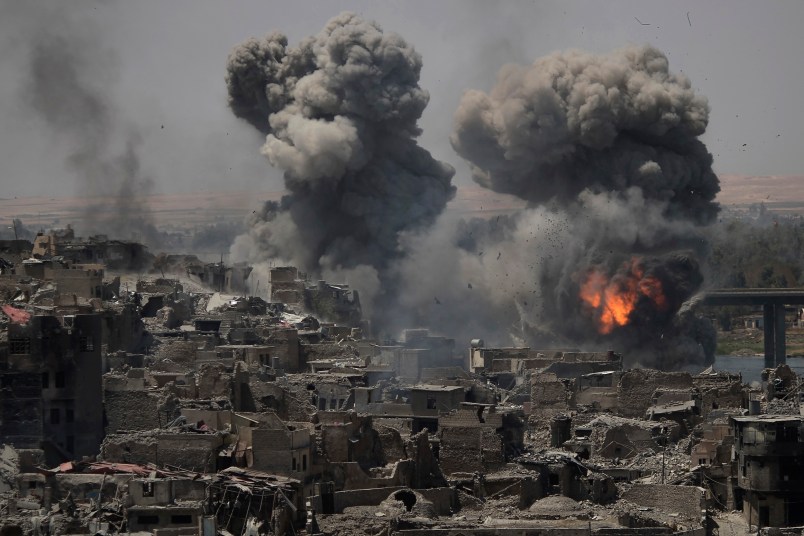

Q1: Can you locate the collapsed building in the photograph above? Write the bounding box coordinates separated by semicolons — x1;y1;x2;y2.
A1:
1;239;802;535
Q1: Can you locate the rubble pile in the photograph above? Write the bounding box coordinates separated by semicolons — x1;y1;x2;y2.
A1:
0;233;801;535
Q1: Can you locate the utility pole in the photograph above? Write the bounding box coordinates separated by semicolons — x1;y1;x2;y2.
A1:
661;427;667;484
10;219;20;257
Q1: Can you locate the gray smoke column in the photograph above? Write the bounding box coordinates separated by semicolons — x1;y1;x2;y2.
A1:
226;13;455;305
451;44;719;223
402;44;719;369
17;3;160;247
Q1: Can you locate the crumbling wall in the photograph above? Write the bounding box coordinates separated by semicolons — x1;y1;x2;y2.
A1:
104;390;161;433
531;373;569;412
242;380;289;418
694;374;744;417
52;474;132;502
195;363;232;400
617;370;693;418
440;426;482;475
151;339;197;366
407;430;446;489
374;424;407;463
157;434;223;472
249;428;295;474
321;420;381;465
302;342;359;364
0;372;43;449
259;328;300;371
100;432;159;465
621;484;706;520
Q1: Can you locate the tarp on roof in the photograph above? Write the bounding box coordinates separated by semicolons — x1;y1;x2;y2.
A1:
2;305;31;324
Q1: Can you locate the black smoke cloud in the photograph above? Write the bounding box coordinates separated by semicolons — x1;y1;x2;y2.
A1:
396;45;719;369
18;3;161;247
227;13;455;309
451;45;719;223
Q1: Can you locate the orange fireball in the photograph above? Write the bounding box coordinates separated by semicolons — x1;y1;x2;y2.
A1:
579;258;668;334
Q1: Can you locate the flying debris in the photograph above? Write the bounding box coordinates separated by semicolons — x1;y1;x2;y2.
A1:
442;44;719;369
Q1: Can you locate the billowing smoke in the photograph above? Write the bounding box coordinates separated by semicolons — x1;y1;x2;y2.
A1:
451;45;718;222
397;45;719;369
226;13;455;311
16;3;161;247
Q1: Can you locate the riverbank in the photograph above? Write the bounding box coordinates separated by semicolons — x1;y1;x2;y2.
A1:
716;325;804;356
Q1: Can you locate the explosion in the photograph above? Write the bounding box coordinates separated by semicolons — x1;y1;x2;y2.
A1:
396;43;721;369
580;257;668;335
226;12;454;314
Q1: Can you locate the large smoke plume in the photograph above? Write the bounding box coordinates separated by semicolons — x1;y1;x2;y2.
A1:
13;2;160;246
226;13;455;310
397;45;719;369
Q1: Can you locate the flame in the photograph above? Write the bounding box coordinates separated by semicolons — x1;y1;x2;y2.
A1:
579;258;668;334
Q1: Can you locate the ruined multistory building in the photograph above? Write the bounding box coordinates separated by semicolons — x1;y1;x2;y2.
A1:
32;231;152;271
2;313;103;464
732;414;804;527
186;261;252;293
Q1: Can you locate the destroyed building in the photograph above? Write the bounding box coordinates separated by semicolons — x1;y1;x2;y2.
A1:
2;313;103;464
0;248;801;535
732;414;804;527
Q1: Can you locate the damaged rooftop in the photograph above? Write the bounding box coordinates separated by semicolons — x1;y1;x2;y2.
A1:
0;228;802;536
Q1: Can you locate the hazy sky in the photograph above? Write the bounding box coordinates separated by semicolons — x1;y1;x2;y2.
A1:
1;0;802;198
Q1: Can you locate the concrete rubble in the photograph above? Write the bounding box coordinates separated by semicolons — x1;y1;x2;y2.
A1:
0;235;802;535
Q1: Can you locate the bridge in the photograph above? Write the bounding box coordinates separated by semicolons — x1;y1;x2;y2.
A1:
701;288;804;368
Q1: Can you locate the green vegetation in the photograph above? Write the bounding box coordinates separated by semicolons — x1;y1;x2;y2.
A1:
715;337;764;356
708;208;804;289
716;326;804;357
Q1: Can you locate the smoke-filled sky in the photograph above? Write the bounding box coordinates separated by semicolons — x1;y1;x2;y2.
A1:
0;0;803;198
